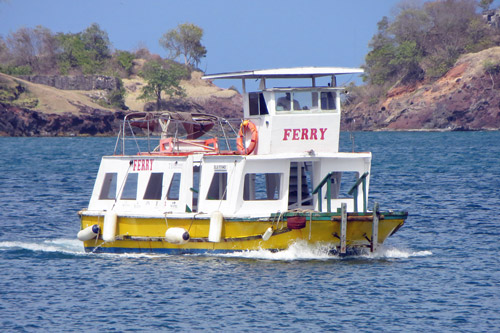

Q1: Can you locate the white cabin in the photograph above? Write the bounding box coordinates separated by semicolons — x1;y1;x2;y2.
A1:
86;67;371;218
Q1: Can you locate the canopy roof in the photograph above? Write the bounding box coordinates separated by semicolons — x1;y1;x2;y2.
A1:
202;67;364;80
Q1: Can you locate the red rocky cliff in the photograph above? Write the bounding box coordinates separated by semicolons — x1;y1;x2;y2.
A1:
343;47;500;131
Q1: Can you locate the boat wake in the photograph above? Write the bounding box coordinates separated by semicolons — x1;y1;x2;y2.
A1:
0;238;85;256
0;239;167;259
0;239;432;261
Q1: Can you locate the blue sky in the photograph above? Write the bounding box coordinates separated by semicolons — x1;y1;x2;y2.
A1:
0;0;495;89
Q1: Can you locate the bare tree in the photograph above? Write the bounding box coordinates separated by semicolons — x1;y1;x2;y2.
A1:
5;25;58;73
159;23;207;67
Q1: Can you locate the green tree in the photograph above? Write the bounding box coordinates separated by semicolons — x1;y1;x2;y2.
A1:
363;16;398;85
389;41;424;83
81;23;111;63
159;23;207;67
479;0;494;11
115;50;135;75
139;60;187;111
57;32;89;73
56;23;111;74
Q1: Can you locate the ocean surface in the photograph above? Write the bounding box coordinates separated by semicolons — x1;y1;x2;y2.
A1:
0;132;499;332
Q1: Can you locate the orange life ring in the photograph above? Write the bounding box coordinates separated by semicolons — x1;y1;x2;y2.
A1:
236;120;258;155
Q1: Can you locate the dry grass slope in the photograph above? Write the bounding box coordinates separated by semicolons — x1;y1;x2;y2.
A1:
0;72;113;114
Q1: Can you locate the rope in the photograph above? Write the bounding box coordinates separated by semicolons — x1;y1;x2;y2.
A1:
112;161;133;210
163;212;170;229
217;160;237;211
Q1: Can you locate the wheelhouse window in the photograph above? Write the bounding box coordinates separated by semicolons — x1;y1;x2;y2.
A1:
249;92;269;115
321;92;336;110
143;172;163;200
206;171;228;200
276;92;291;111
99;173;117;200
243;173;281;200
121;173;138;200
167;173;181;200
293;91;318;111
276;90;337;112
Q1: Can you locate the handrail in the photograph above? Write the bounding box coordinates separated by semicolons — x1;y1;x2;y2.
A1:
312;171;336;213
348;172;369;213
312;171;369;213
347;172;369;195
312;171;335;195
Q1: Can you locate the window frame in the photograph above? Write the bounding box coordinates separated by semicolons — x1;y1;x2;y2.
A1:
243;172;282;201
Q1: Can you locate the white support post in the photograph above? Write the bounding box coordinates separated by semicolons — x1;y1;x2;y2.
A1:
340;203;347;254
371;202;379;252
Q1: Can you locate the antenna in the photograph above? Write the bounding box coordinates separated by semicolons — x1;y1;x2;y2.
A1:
350;119;356;152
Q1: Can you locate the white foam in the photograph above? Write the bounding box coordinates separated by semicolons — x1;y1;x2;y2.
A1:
0;239;169;258
0;238;85;255
367;246;433;259
217;240;340;261
216;242;433;261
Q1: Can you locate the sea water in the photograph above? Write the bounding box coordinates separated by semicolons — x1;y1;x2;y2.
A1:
0;132;499;331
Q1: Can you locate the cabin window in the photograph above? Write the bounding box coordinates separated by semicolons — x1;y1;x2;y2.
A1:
321;92;336;110
206;171;228;200
143;173;163;200
121;173;138;200
99;173;117;200
243;173;281;200
249;92;269;115
167;173;181;200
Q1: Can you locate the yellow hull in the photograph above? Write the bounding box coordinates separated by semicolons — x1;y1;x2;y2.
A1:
80;212;406;254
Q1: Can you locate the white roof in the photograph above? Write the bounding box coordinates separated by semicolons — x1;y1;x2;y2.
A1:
202;67;364;80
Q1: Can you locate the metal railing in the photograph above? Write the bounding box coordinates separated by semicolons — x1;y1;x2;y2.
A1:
312;171;369;213
113;112;241;156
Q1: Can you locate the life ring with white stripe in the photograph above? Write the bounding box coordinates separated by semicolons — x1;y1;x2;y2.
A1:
236;120;258;155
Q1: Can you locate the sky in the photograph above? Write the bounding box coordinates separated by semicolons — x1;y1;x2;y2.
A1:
0;0;491;90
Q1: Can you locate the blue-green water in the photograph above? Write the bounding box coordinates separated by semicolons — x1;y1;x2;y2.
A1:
0;132;499;331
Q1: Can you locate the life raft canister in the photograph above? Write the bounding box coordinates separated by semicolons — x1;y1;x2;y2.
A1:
287;215;307;229
236;120;258;155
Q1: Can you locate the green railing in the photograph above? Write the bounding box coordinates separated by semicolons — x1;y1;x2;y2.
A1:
312;172;369;213
347;172;369;213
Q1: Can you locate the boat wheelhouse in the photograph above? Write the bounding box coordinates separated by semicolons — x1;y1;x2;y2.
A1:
78;67;407;254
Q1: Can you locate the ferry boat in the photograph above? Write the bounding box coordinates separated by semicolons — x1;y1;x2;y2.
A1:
77;67;408;254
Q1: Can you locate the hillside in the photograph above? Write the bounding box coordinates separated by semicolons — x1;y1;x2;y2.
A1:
0;69;242;136
2;47;500;136
343;47;500;131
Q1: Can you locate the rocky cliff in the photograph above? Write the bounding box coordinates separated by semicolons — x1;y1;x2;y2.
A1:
342;47;500;131
0;104;123;136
